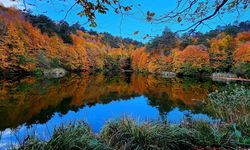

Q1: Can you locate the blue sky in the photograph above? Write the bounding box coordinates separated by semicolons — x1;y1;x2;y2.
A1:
2;0;250;42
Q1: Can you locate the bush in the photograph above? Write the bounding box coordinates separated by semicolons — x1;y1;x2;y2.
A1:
104;55;118;72
232;62;250;78
51;58;60;68
204;84;250;142
179;63;212;76
16;55;33;65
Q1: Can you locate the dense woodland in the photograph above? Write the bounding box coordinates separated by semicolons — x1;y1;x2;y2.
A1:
0;6;250;77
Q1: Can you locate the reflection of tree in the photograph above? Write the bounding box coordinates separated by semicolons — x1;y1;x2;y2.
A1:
0;73;216;131
27;97;73;125
146;92;174;116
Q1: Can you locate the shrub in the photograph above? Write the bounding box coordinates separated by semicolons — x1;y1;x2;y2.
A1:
17;55;33;65
104;55;118;72
179;63;212;76
51;57;60;68
232;62;250;78
204;84;250;140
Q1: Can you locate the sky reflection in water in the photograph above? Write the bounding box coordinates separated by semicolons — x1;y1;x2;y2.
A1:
0;74;220;148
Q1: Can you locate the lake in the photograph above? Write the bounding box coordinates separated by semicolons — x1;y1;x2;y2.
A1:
0;73;247;148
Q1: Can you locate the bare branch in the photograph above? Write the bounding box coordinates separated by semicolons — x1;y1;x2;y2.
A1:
176;0;229;33
63;2;78;20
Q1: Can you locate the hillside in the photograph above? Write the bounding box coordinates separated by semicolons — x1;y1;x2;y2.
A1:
0;6;250;78
0;6;141;76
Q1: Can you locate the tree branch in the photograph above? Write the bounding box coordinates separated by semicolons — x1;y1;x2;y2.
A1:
176;0;229;33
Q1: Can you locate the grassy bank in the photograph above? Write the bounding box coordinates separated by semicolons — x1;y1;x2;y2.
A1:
13;118;249;150
203;84;250;145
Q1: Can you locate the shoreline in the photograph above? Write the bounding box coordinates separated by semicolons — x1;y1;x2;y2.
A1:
211;76;250;82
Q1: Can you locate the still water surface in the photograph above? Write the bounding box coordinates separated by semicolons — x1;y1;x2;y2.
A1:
0;73;239;148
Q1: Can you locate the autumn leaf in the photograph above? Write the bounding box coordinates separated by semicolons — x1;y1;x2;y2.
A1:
177;17;182;23
134;31;139;35
146;11;155;21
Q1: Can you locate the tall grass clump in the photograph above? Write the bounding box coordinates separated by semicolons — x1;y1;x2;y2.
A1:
204;84;250;145
99;117;250;149
13;118;250;150
17;122;109;150
191;121;241;148
100;117;194;150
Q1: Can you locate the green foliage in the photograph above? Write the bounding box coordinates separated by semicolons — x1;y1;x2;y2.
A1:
25;14;73;44
56;21;73;44
103;55;132;73
51;57;60;68
206;84;250;113
14;116;250;150
25;14;57;36
25;13;143;47
183;21;250;48
33;68;44;76
17;55;33;65
180;38;193;50
191;121;244;148
19;122;109;150
100;32;143;48
179;63;199;76
232;62;250;78
100;118;193;150
204;84;250;141
179;63;212;76
104;55;119;72
37;52;51;69
101;32;120;48
146;28;177;55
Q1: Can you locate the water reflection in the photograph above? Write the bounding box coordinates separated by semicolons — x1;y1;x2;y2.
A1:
0;73;218;132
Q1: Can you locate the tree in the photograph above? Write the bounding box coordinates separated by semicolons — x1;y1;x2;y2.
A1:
146;28;177;55
209;33;236;72
57;21;73;44
25;14;74;44
25;14;57;36
173;45;211;75
152;0;249;33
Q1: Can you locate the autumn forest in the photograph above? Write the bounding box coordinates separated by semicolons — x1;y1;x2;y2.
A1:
0;6;250;78
0;1;250;149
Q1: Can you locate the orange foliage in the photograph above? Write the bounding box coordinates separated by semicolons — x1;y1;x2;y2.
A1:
0;7;118;72
131;48;173;73
234;31;250;64
173;45;210;73
235;31;250;44
234;42;250;64
209;33;236;70
1;6;250;76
